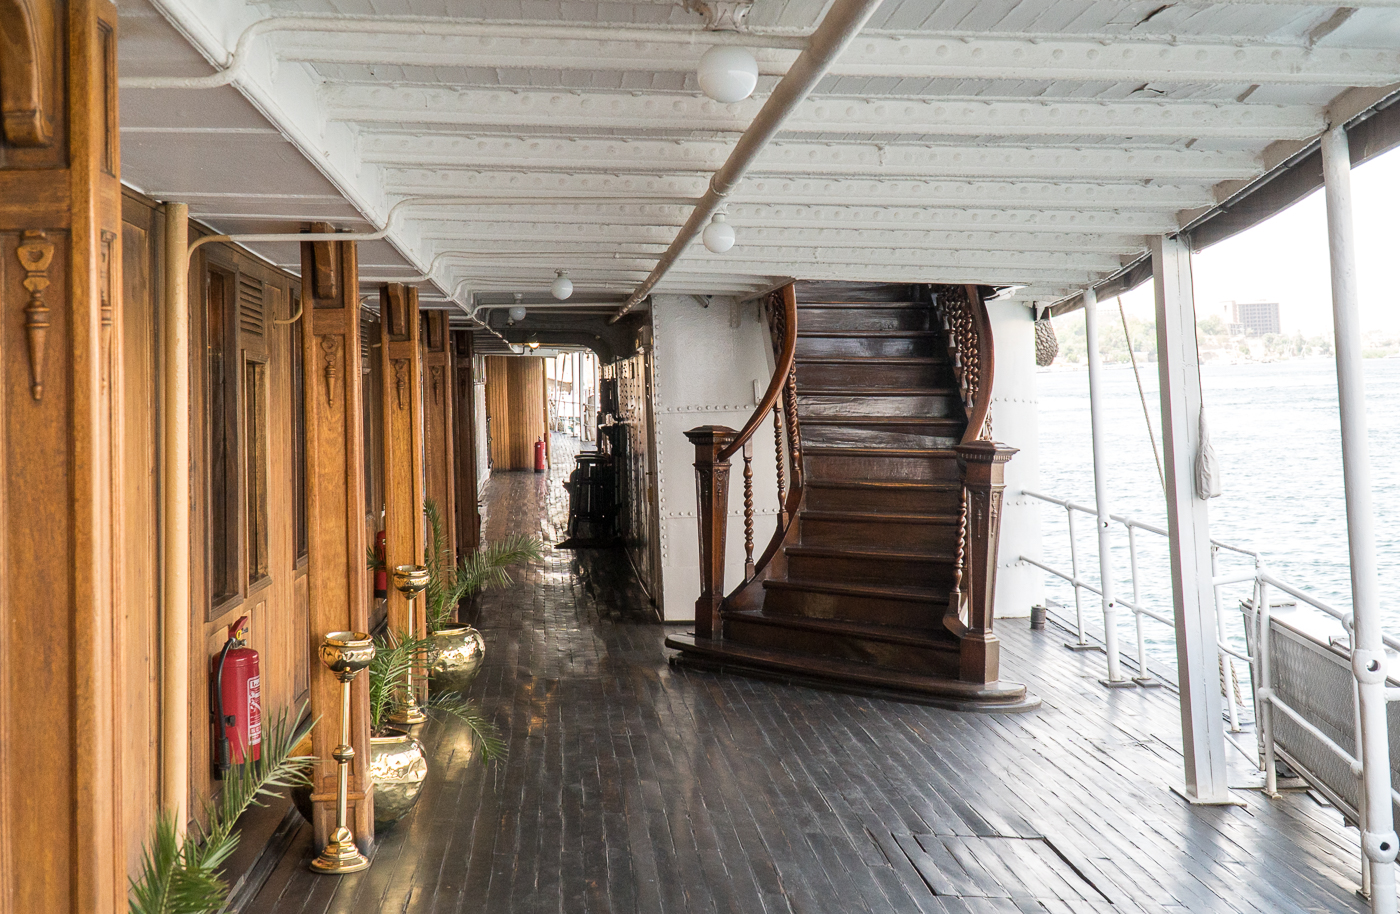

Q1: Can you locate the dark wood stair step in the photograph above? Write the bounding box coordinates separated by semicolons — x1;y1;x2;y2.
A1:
800;509;958;525
764;576;948;603
784;544;957;564
665;632;1037;711
800;418;964;449
800;387;959;397
721;610;958;676
783;544;957;589
723;609;955;648
796;334;937;359
804;445;964;484
803;479;963;513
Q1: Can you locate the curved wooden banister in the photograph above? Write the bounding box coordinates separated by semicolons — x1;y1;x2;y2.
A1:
961;283;995;444
718;283;798;463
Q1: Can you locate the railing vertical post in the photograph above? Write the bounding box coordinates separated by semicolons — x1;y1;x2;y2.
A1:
1322;122;1398;913
1152;233;1232;804
686;425;738;641
1084;287;1129;686
1128;524;1155;686
1212;546;1241;732
1065;507;1092;649
951;441;1018;684
1257;582;1278;798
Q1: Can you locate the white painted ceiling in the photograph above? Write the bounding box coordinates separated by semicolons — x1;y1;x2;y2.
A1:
116;0;1400;314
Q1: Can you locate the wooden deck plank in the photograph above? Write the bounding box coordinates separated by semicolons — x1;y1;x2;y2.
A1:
246;451;1374;914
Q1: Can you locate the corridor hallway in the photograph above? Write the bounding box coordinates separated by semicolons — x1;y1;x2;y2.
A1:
250;450;1377;914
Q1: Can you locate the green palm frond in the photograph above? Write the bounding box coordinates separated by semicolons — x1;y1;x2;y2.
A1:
423;497;543;632
369;630;429;734
129;708;316;914
425;692;507;764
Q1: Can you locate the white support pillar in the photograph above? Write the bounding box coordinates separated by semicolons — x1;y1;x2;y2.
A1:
1084;288;1130;686
1151;234;1232;804
1322;124;1398;914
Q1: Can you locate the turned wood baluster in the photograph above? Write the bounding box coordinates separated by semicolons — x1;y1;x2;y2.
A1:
773;407;786;522
742;438;755;578
686;426;737;640
783;365;802;489
946;440;1018;684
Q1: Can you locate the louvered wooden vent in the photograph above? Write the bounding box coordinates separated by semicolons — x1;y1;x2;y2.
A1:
239;276;264;336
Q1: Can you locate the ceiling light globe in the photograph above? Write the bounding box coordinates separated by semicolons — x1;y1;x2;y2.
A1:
508;305;528;322
698;45;758;104
702;213;735;254
551;271;573;301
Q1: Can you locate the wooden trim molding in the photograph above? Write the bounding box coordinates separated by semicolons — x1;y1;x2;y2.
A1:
0;0;58;147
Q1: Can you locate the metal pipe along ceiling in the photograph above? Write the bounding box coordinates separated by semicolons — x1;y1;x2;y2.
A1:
611;0;890;321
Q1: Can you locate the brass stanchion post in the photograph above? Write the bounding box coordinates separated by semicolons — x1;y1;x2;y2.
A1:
311;632;375;875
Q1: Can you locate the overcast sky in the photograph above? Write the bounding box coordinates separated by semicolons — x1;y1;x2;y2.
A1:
1115;144;1399;337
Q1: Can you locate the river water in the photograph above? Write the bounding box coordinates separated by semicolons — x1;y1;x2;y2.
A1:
1035;357;1400;667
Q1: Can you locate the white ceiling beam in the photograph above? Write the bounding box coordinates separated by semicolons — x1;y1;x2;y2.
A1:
398;201;1181;233
281;31;1400;86
360;133;1264;182
324;85;1325;139
383;168;1214;210
419;226;1147;254
420;246;1124;273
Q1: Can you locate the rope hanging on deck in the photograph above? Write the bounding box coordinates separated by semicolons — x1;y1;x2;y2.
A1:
1118;297;1165;493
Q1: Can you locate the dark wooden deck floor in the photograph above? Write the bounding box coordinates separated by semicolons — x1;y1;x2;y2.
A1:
249;443;1375;914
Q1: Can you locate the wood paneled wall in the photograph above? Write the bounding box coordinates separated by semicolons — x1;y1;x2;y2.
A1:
119;191;162;880
485;356;547;470
0;1;128;909
187;225;312;826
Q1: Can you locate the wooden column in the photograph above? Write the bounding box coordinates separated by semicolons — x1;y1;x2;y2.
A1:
951;441;1017;685
452;329;481;554
379;284;425;647
685;426;736;640
0;1;126;910
422;311;455;558
301;224;374;850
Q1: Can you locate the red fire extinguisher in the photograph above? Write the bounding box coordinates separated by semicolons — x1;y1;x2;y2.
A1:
534;438;547;473
212;615;261;776
374;529;388;598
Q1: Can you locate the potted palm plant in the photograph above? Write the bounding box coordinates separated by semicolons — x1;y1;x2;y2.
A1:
424;498;542;694
130;710;315;913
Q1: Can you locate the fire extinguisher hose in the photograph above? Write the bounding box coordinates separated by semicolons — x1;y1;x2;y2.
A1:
213;637;236;776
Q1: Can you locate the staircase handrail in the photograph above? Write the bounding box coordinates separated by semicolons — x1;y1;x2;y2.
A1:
931;284;995;443
719;284;798;462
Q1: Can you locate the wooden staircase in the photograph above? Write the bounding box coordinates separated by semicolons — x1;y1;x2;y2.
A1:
667;281;1036;711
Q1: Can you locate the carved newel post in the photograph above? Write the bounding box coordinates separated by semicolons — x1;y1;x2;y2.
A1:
950;440;1018;684
686;426;737;640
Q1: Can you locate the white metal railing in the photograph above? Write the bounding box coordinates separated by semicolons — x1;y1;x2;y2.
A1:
1020;488;1260;727
1021;487;1400;896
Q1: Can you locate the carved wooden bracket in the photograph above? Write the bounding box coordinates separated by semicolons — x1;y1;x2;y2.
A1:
320;336;339;406
17;230;54;401
307;223;337;301
0;0;57;147
430;365;442;405
392;359;408;410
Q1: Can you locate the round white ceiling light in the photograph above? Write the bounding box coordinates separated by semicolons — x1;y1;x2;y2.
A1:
508;305;528;323
551;270;573;301
698;45;758;104
702;213;735;253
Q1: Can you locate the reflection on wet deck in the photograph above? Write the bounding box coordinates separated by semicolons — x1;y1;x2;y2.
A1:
250;446;1374;914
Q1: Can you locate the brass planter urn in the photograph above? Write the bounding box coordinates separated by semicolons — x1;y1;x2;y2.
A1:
429;624;486;695
368;731;429;830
